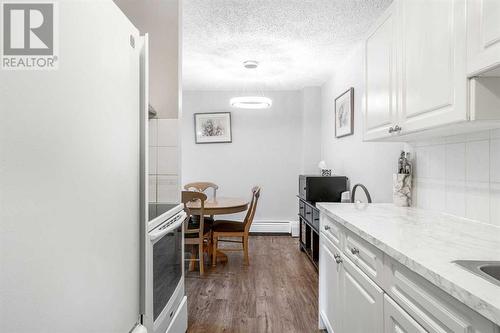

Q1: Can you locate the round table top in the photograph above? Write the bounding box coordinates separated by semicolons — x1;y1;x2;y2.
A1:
186;197;249;215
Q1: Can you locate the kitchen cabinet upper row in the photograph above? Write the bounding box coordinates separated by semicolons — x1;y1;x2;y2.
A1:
364;0;500;141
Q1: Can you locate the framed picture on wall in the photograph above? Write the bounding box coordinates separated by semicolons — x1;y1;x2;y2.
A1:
334;87;354;138
194;112;232;144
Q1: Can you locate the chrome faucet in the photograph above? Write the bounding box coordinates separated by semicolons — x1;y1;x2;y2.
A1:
351;184;372;203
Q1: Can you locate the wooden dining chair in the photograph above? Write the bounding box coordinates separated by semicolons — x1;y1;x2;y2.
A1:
182;191;211;275
184;182;218;199
184;181;219;222
211;186;261;267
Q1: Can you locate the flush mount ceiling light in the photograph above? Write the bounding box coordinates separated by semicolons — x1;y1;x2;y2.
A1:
230;96;273;109
230;61;272;109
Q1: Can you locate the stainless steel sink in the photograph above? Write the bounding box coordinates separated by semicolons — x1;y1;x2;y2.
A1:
453;260;500;287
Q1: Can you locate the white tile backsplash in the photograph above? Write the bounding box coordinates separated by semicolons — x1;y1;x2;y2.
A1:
445;143;465;181
490;139;500;182
149;119;158;147
466;130;490;142
412;129;500;226
415;179;445;211
157;175;179;203
157;147;178;174
490;183;500;227
428;145;446;180
157;119;178;147
149;175;157;203
148;119;179;203
465;140;489;182
445;180;466;217
149;147;157;175
491;129;500;139
465;182;490;223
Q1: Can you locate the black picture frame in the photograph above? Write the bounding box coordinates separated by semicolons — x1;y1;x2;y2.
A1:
334;87;354;138
194;112;232;144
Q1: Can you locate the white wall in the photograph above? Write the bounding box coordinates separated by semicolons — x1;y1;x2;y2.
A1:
181;90;306;227
411;130;500;227
114;0;180;119
301;87;322;174
321;44;403;203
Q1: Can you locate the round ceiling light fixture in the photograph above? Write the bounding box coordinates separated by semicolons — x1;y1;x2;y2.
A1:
243;60;259;69
230;96;273;109
230;61;272;109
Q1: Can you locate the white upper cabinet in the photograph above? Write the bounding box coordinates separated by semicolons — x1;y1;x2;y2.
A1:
467;0;500;76
399;0;467;133
364;2;398;141
363;0;500;141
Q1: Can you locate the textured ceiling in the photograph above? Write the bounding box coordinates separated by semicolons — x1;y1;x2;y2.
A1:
182;0;392;90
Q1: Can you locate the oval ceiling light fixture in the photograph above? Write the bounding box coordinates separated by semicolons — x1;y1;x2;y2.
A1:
230;96;273;109
230;60;272;109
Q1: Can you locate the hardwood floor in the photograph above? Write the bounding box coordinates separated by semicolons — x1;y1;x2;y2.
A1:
185;235;320;333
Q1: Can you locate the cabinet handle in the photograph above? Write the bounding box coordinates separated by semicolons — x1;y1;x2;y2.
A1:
394;125;402;132
324;225;330;231
388;127;394;133
334;253;343;264
350;247;359;255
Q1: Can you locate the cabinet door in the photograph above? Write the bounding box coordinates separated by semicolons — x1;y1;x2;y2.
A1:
400;0;467;133
467;0;500;76
384;295;427;333
364;1;398;140
341;256;384;333
319;236;342;333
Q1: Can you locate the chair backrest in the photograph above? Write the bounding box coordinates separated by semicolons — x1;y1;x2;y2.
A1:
181;191;207;238
243;186;261;233
184;182;218;199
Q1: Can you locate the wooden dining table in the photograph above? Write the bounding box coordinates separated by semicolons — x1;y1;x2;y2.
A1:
186;196;249;216
186;196;249;265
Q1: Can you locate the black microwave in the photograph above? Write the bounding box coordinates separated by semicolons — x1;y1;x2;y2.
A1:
299;175;349;203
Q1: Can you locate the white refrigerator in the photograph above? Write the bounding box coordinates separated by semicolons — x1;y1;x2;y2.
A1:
0;1;148;332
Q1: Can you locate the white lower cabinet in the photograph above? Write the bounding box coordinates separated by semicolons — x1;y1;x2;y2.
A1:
319;236;342;333
319;215;499;333
384;294;427;333
341;256;384;333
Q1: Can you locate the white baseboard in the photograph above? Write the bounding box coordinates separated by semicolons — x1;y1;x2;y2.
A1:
290;220;299;237
250;220;299;235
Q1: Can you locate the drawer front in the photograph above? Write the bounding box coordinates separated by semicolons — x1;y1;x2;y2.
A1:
320;214;343;250
304;204;313;224
384;294;426;333
343;229;384;285
385;257;497;333
299;200;305;218
312;208;320;230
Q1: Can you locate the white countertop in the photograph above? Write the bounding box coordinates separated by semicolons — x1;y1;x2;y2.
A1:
316;203;500;326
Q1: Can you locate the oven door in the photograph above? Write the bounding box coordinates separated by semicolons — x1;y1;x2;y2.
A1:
145;211;186;333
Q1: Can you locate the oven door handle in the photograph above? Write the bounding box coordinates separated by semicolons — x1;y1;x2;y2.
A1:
149;212;187;242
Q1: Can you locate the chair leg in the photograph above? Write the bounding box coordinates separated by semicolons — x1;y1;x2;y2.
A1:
212;234;218;267
189;246;196;271
243;235;249;265
198;242;204;275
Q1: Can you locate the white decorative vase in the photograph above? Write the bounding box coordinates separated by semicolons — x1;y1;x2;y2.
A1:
393;173;412;207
